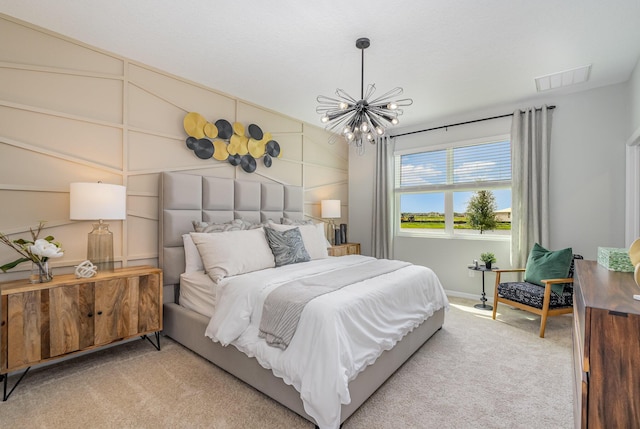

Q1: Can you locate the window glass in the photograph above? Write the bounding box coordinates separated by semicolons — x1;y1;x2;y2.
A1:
400;193;445;230
395;137;511;238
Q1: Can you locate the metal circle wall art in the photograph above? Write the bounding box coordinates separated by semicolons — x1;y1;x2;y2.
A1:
183;112;281;173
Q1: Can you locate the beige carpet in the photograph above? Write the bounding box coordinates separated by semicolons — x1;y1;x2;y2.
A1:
0;297;573;428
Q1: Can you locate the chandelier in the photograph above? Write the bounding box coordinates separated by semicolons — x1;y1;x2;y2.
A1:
316;37;413;149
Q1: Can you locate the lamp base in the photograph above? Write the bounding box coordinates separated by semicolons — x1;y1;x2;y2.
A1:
328;220;337;245
87;221;115;272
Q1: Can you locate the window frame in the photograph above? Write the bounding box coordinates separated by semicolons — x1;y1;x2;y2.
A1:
394;134;512;241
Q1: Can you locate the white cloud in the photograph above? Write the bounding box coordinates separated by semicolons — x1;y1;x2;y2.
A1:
401;163;444;186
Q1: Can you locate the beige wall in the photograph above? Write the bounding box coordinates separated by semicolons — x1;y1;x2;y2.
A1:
0;14;347;282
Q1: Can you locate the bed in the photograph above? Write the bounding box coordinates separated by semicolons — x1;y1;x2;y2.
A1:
159;171;448;428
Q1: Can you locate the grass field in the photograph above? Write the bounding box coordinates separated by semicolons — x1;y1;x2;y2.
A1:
400;214;511;230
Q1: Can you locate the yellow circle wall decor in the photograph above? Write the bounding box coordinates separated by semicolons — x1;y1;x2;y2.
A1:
182;112;280;173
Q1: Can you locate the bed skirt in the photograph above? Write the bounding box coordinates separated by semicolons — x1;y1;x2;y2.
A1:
162;302;444;425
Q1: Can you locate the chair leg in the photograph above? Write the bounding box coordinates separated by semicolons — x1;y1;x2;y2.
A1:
539;312;548;338
539;283;553;338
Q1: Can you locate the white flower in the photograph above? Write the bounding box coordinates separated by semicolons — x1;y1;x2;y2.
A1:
30;239;64;259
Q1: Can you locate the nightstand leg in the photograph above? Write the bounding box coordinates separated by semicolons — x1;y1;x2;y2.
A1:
142;331;161;351
2;366;31;401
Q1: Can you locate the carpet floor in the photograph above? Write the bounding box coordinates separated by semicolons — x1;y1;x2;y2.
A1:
0;296;573;428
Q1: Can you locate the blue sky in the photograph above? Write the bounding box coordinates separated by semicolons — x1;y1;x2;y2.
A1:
399;140;511;213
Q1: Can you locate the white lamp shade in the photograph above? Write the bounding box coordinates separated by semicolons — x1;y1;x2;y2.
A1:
70;182;127;220
321;199;341;219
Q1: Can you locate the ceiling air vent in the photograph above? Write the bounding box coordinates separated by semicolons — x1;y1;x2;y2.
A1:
535;64;591;92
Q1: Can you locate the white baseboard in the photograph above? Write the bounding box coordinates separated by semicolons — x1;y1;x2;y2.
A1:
444;288;494;304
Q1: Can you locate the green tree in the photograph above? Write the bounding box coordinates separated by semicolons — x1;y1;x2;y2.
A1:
466;190;497;234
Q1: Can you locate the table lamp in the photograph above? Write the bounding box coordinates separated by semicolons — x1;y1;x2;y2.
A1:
70;182;126;272
321;199;341;245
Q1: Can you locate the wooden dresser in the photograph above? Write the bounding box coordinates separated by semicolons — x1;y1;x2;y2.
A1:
573;260;640;428
1;265;162;397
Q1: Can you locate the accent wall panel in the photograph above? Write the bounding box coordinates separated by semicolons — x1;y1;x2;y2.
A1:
302;137;349;171
0;145;123;189
272;134;303;162
303;125;348;166
128;64;236;122
0;105;123;169
236;164;304;187
0;18;124;75
0;68;123;124
127;131;208;172
127;85;187;136
237;102;302;134
126;215;157;260
303;164;348;190
0;190;68;231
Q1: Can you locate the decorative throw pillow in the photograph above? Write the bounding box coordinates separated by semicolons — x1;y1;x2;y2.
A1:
193;219;265;233
524;243;573;291
280;218;331;248
193;219;245;233
264;226;310;267
267;221;329;260
281;217;314;226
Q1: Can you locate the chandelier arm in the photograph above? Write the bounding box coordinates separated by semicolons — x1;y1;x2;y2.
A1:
325;112;358;132
334;89;359;104
367;106;398;118
368;87;404;104
392;98;414;107
363;84;376;101
317;94;350;105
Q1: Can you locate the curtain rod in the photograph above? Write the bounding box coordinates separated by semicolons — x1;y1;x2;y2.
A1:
392;105;556;138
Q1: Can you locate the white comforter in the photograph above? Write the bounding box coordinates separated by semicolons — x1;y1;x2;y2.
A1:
205;255;448;429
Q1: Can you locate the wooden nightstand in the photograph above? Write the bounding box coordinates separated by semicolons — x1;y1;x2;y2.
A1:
328;243;361;257
0;265;162;400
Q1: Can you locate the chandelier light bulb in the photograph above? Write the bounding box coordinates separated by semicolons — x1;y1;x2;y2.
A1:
339;102;349;110
346;132;355;141
360;122;369;132
343;125;352;135
375;126;385;135
387;102;398;110
391;118;399;125
366;132;374;141
321;115;330;123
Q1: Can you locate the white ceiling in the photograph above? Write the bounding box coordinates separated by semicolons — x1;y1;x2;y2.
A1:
2;1;640;130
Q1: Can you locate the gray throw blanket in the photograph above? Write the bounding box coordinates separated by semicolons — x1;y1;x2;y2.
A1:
258;259;411;349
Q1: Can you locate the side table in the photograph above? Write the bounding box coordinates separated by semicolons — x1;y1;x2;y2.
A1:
468;265;496;310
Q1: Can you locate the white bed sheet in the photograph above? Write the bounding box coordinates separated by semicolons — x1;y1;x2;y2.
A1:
179;271;217;318
205;255;448;429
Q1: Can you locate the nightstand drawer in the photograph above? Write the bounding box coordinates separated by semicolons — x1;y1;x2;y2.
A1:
328;243;361;257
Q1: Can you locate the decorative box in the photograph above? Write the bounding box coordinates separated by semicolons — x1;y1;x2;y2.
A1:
597;247;634;272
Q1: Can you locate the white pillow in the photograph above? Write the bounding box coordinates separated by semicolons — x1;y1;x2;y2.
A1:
190;228;275;283
182;233;204;273
268;221;329;260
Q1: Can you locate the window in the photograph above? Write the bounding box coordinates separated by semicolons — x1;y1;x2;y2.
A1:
395;136;511;237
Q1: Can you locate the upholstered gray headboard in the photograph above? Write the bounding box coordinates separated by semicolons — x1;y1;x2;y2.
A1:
159;171;304;287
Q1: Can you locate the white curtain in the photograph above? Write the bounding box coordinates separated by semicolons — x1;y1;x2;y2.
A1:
372;136;393;259
510;106;553;268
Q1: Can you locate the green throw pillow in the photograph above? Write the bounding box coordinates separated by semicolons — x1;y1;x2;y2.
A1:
524;243;573;294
